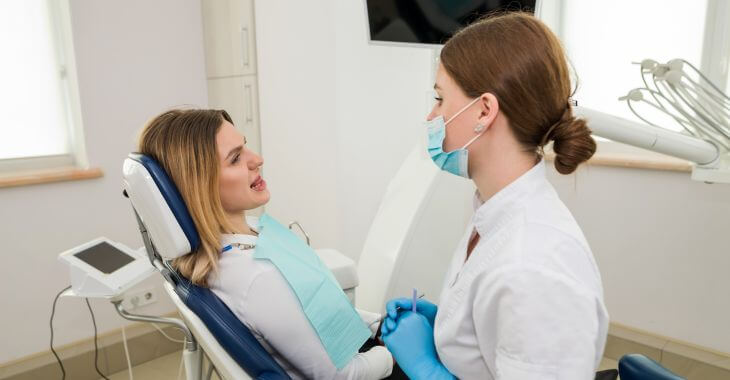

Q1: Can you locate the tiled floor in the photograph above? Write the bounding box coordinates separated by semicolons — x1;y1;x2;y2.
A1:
599;357;619;371
102;353;620;380
101;351;222;380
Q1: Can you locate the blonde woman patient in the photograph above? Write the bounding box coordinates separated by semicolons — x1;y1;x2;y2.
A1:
138;109;393;380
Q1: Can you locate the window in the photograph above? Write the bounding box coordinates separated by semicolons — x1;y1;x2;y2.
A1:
561;0;707;132
539;0;730;137
0;0;86;173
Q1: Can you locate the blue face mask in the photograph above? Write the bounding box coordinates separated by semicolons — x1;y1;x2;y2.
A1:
426;97;486;178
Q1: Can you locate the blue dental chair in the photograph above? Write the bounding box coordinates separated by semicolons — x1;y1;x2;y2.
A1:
618;354;685;380
122;153;291;380
595;353;684;380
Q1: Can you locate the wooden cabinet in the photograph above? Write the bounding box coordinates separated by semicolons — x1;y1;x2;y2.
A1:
207;75;260;155
201;0;257;77
201;0;261;155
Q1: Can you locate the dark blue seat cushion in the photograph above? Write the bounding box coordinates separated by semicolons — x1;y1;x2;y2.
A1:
619;354;685;380
174;274;291;380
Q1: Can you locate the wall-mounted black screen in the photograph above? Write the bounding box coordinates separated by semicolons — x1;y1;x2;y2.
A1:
366;0;536;45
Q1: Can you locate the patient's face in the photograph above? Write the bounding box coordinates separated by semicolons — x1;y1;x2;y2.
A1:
216;121;269;215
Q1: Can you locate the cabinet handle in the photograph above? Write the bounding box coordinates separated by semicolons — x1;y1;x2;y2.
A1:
240;26;250;69
244;84;254;124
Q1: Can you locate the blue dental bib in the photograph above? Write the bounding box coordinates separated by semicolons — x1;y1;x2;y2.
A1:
253;214;371;369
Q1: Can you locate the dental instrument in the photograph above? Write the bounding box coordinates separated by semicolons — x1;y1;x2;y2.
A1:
412;288;417;312
588;58;730;184
368;293;425;328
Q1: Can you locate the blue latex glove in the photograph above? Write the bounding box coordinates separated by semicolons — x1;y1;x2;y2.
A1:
382;297;438;335
381;311;455;380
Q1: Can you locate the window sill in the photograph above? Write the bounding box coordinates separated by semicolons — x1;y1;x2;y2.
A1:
0;167;104;189
545;152;692;173
544;141;693;173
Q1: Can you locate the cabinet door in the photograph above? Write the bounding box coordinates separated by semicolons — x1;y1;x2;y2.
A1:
202;0;257;78
240;75;260;145
207;75;261;155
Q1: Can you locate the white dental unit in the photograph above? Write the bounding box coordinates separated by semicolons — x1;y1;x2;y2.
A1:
58;237;155;299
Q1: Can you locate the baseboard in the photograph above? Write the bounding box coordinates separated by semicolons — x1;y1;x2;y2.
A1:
604;322;730;379
0;312;186;380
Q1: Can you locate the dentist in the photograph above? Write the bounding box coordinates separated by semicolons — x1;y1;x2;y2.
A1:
381;12;609;380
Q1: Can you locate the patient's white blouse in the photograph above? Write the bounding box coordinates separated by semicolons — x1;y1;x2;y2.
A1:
208;233;392;380
434;161;609;379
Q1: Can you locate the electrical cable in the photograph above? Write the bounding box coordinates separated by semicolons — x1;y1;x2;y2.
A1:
85;298;110;380
121;325;134;380
50;285;71;380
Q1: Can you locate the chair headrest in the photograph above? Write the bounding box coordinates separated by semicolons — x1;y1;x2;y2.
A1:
122;153;200;259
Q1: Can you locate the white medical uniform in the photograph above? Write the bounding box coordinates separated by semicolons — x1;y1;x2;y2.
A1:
209;233;393;380
434;160;609;380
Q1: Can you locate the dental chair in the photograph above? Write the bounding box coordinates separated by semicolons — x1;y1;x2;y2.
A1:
618;354;685;380
121;153;359;379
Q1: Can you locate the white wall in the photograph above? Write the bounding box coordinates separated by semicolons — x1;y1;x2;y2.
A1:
333;1;434;259
0;0;207;364
254;0;340;249
257;0;730;354
256;0;433;256
548;163;730;353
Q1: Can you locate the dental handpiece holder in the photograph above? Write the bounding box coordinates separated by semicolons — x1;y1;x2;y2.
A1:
57;237;199;375
57;237;156;300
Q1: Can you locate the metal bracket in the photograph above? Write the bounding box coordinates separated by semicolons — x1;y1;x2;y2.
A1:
288;221;311;246
112;300;197;352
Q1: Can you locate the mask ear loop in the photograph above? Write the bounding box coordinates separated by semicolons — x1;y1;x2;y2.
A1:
445;97;482;125
461;123;487;149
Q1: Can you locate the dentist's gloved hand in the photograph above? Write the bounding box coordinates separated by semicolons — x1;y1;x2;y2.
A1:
381;311;455;380
382;297;438;335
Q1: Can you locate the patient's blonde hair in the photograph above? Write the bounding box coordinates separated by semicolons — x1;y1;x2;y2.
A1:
138;109;239;286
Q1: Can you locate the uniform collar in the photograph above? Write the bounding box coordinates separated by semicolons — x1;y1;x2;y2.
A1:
220;232;258;247
472;160;548;238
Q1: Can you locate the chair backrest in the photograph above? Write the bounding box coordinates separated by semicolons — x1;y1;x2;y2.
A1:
122;153;290;380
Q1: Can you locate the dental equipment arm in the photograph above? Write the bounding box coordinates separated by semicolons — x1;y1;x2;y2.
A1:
597;58;730;184
576;106;718;164
575;106;730;184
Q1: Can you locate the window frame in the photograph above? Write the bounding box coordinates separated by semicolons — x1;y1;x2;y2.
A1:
0;0;88;176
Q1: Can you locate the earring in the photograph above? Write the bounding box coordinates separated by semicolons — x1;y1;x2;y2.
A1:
474;123;486;133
